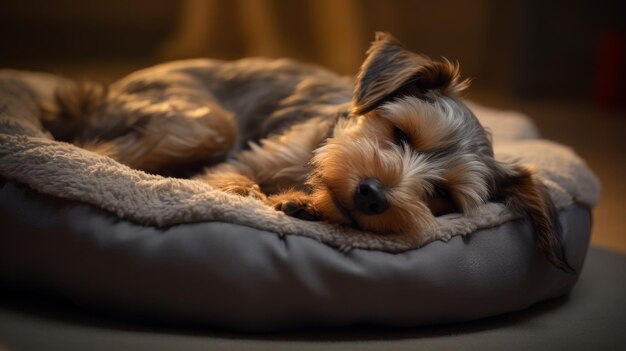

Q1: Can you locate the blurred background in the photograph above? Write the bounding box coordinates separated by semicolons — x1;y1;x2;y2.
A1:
1;0;624;251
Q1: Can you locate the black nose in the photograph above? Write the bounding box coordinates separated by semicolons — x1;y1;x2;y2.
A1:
354;178;389;215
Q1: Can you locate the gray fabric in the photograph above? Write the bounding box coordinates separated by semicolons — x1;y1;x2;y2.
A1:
1;247;624;351
0;180;591;332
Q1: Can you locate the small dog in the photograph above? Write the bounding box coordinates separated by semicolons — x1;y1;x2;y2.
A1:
43;33;572;272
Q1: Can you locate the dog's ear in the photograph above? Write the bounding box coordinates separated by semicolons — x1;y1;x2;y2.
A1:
352;32;469;115
493;162;575;274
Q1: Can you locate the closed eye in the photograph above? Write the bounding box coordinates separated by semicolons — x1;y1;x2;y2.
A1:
393;126;411;148
428;185;457;216
435;185;450;199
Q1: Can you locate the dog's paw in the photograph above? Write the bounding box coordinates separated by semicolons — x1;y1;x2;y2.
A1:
221;182;267;200
276;200;321;221
267;192;322;221
202;173;267;200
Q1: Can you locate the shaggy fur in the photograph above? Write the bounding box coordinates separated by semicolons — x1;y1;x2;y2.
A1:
38;33;580;271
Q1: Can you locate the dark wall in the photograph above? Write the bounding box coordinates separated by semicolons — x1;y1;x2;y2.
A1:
0;1;178;60
1;0;623;103
510;0;625;101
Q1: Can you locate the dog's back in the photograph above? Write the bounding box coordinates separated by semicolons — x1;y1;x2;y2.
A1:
41;58;351;174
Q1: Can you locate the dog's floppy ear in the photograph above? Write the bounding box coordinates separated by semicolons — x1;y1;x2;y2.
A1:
352;32;469;115
493;162;575;273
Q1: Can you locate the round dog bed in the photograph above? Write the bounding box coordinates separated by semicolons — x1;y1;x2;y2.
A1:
0;70;600;331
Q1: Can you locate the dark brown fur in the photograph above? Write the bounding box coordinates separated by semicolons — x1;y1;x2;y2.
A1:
495;165;574;272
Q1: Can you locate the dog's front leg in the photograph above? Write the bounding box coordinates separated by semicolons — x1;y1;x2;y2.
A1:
199;164;321;220
196;117;333;221
199;162;321;221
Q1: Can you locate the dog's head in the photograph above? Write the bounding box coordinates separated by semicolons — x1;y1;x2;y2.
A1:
309;33;571;271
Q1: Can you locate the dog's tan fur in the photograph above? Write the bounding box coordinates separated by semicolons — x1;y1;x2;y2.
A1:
41;33;573;272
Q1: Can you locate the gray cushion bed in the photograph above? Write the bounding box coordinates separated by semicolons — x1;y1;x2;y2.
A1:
0;70;600;331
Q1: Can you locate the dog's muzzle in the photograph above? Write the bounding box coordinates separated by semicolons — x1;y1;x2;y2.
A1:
354;178;389;215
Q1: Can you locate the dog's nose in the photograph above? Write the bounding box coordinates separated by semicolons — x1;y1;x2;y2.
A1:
354;179;389;215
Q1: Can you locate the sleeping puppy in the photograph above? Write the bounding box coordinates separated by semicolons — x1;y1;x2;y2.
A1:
42;32;573;272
